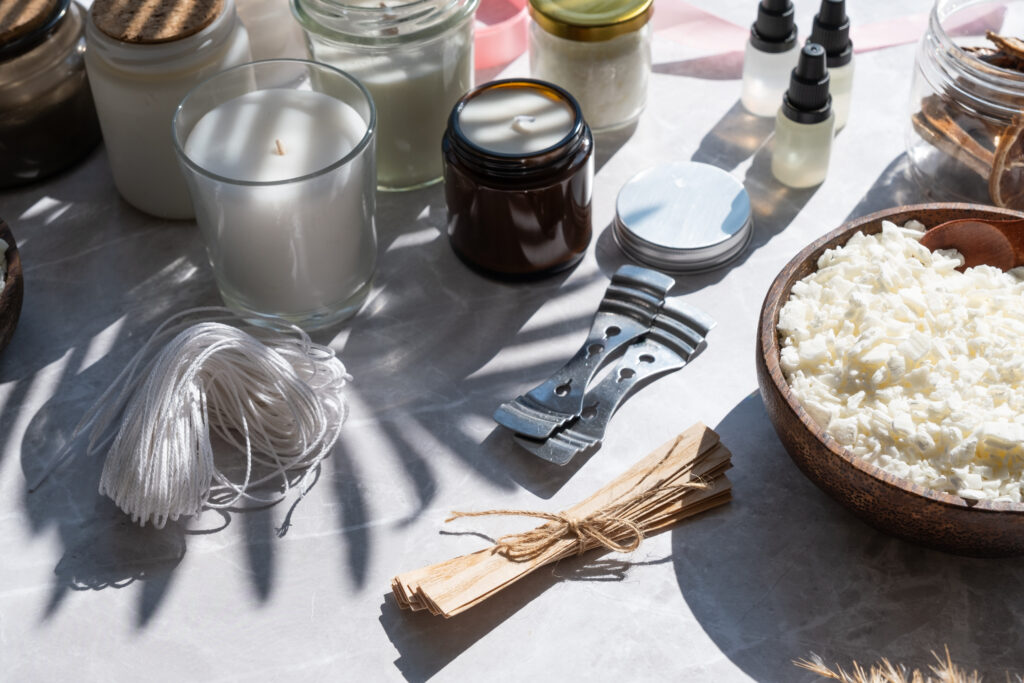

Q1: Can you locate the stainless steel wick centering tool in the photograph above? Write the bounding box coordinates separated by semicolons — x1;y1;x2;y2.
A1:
493;265;676;439
493;265;715;465
515;299;715;465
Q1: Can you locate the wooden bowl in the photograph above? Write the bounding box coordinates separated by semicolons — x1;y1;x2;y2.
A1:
0;219;23;354
756;203;1024;557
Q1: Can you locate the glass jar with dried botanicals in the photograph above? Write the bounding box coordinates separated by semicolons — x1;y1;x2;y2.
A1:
293;0;478;191
443;79;593;279
0;0;101;187
907;0;1024;210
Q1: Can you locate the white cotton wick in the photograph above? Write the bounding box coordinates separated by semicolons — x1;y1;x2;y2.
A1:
59;308;350;528
511;114;536;134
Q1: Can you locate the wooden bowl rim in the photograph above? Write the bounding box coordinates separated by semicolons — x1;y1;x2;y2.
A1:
0;220;20;319
759;202;1024;516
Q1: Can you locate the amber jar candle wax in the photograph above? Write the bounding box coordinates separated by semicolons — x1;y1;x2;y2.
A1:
0;0;101;187
443;79;593;279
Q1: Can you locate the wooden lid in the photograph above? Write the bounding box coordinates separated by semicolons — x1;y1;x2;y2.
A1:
0;0;60;45
91;0;224;44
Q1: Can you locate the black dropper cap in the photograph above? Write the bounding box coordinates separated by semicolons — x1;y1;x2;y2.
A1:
809;0;852;67
750;0;797;54
782;43;832;124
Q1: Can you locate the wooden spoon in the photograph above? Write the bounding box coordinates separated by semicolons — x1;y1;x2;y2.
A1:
919;216;1024;271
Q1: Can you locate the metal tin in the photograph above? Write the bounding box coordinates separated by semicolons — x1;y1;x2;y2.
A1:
528;0;652;42
613;162;753;273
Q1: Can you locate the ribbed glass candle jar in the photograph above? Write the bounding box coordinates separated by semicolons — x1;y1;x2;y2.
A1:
443;79;593;279
293;0;478;191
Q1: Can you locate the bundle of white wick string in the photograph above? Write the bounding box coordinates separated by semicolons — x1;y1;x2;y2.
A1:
40;308;351;528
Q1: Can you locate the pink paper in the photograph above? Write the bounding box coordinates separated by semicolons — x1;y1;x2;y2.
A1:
653;2;748;54
852;6;1005;54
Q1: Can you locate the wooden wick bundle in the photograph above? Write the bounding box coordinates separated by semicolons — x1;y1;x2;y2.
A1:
391;422;732;618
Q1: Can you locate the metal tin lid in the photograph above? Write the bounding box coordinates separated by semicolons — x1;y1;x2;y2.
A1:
613;162;753;273
528;0;652;42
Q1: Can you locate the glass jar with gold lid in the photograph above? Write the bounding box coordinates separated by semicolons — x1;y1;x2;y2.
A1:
527;0;652;132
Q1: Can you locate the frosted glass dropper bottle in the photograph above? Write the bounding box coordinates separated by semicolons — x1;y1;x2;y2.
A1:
740;0;799;116
809;0;853;129
772;43;835;188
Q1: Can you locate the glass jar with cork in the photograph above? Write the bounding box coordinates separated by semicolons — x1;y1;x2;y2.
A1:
84;0;251;219
0;0;101;187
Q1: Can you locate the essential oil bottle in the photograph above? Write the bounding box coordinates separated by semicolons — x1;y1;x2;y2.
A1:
809;0;853;129
772;43;835;188
740;0;799;117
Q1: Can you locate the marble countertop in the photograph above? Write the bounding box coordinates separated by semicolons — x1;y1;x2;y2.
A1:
2;1;1022;680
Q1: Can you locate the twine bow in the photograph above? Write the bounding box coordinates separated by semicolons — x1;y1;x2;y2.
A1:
446;481;707;562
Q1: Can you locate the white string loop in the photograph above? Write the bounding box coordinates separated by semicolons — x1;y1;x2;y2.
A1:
67;308;350;528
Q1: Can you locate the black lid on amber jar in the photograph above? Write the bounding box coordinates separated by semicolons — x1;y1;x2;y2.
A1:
0;0;70;62
445;78;592;184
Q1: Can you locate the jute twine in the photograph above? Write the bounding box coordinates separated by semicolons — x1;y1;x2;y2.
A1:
447;481;708;562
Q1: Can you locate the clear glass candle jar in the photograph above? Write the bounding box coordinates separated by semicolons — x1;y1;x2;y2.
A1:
443;79;593;279
0;0;101;187
906;0;1024;210
293;0;478;191
528;0;652;132
173;60;377;329
84;0;251;219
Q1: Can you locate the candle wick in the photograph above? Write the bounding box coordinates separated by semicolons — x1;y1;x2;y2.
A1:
274;139;286;156
512;115;536;134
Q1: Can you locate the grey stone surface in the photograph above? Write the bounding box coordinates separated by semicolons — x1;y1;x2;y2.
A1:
1;1;1021;681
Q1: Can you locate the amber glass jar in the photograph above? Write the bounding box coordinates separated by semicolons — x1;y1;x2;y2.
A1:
443;79;593;280
0;0;100;187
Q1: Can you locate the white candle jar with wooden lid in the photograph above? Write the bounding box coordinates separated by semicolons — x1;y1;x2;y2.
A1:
292;0;478;191
84;0;251;219
527;0;652;132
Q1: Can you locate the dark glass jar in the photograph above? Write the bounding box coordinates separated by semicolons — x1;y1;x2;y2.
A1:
0;0;101;187
443;79;593;280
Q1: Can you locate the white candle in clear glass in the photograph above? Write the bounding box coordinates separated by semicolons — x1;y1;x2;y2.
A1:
176;68;377;328
457;85;574;154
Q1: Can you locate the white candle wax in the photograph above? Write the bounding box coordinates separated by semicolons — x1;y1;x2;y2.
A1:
458;85;575;155
310;43;473;190
183;89;375;320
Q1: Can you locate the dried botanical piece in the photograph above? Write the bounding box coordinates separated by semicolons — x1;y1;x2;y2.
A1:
794;648;993;683
390;423;732;618
984;31;1024;65
989;114;1024;208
